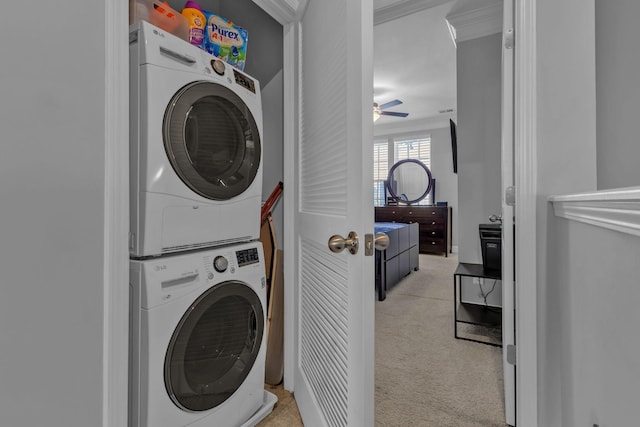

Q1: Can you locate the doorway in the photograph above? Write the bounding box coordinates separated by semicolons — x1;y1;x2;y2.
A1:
373;1;512;425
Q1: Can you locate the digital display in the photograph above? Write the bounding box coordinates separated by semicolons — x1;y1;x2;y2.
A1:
233;69;256;94
236;248;259;267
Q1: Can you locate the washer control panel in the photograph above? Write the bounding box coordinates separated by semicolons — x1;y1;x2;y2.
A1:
236;247;260;267
138;242;265;309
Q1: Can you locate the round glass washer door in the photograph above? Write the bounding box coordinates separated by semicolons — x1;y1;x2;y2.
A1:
163;81;261;200
164;281;264;412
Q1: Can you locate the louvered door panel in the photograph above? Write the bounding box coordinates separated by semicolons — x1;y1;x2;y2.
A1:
299;0;347;216
300;238;349;427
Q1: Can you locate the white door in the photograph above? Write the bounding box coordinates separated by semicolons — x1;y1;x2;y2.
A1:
291;0;375;426
500;0;516;424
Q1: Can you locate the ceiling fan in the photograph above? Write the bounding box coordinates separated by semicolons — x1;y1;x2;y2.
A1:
373;99;409;121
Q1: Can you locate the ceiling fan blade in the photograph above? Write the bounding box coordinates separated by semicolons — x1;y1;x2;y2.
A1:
381;111;409;118
378;99;403;110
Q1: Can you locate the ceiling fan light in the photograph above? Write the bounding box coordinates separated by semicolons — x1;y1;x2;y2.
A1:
373;103;381;122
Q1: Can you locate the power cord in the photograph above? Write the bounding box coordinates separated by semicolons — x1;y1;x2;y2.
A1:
479;279;498;306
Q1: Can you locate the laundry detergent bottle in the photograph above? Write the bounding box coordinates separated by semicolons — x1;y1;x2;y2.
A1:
181;1;206;48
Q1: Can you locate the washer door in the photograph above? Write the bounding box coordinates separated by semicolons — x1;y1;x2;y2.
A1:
163;81;261;200
164;281;264;412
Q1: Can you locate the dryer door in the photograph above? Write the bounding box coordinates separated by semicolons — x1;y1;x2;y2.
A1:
163;81;261;200
164;281;264;412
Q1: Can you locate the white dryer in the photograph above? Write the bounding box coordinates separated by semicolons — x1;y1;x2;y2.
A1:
129;21;263;258
129;241;269;427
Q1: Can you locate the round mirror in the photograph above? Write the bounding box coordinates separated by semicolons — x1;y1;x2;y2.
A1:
385;159;433;204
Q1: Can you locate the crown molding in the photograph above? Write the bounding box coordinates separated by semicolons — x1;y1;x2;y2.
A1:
445;1;502;44
252;0;308;25
374;0;451;26
550;187;640;237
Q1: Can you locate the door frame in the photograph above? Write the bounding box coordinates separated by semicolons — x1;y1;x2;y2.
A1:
513;0;538;424
104;0;539;425
104;1;129;426
501;0;516;424
281;19;299;390
277;2;539;424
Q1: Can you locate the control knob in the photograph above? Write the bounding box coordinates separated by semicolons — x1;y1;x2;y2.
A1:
213;256;228;273
211;59;226;76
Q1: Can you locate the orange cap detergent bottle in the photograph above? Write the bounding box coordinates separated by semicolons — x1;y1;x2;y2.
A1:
181;1;206;48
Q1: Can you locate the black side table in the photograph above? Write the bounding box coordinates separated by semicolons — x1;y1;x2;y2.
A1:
453;263;502;347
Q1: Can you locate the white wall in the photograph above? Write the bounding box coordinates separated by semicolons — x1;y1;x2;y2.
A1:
595;0;640;190
0;1;107;425
456;33;502;264
535;0;598;425
262;70;285;242
549;217;640;426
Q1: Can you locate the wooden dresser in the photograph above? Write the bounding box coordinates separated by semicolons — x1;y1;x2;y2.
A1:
375;205;452;256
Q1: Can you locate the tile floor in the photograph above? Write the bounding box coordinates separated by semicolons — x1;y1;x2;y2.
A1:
257;384;303;426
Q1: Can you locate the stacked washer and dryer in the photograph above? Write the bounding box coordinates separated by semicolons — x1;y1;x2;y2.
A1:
128;21;276;427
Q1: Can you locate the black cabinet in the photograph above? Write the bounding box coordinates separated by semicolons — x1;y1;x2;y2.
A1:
374;222;419;301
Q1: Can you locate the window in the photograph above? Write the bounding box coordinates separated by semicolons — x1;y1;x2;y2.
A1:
373;136;432;206
373;141;388;206
394;138;431;168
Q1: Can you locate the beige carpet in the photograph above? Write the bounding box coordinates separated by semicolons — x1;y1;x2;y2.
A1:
260;253;507;426
375;253;507;426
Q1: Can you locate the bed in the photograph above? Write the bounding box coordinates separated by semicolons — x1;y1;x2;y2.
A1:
374;222;419;301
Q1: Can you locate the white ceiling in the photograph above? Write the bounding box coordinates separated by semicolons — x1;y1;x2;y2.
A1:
373;0;457;129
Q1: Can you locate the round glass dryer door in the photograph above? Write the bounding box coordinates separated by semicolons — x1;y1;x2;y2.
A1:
164;281;264;412
163;81;261;200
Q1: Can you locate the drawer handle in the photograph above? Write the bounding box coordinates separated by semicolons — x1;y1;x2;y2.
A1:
409;211;413;215
432;222;436;225
431;232;435;235
431;211;436;215
431;241;436;245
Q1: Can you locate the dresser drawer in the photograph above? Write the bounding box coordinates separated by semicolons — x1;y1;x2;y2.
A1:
420;228;446;239
420;219;446;230
420;238;446;253
374;207;398;223
397;211;426;223
375;214;397;223
410;208;446;221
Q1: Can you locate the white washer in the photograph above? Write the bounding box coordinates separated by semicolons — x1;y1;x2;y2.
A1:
129;241;268;427
129;21;263;258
